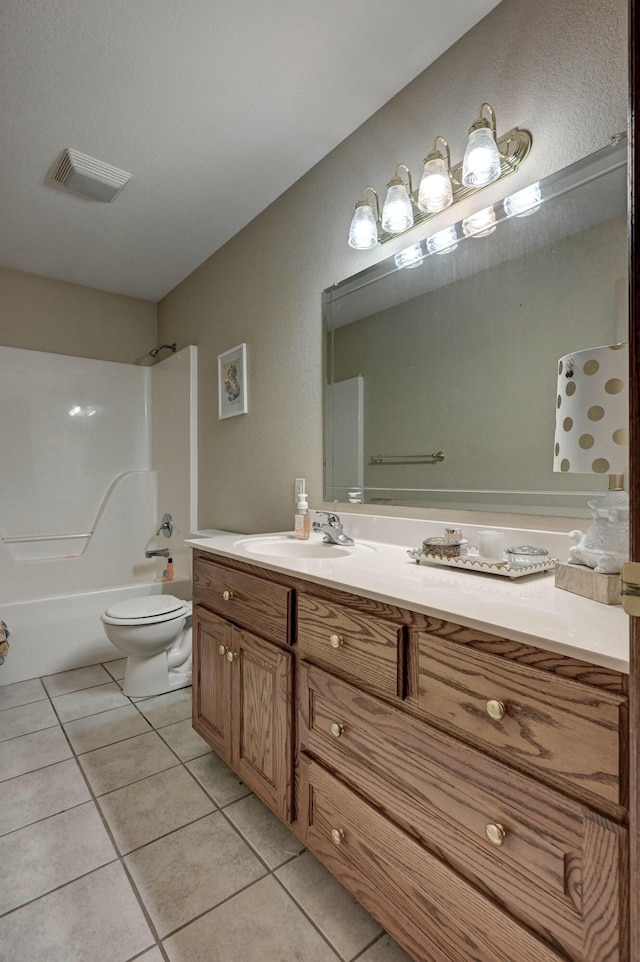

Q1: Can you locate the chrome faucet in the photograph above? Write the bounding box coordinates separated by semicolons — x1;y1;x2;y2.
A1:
145;548;170;558
313;511;354;546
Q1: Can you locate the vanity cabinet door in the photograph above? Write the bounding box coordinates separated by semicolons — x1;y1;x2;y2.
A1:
230;626;293;822
192;605;233;764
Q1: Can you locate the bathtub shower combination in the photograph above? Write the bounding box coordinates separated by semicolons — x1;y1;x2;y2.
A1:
0;344;197;688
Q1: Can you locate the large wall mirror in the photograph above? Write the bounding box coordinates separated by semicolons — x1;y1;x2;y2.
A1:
323;136;628;516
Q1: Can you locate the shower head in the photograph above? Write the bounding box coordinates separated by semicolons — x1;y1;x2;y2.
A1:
148;343;177;359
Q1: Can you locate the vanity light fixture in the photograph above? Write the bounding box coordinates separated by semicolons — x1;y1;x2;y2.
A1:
394;242;425;269
417;137;454;213
348;187;381;250
381;165;414;233
427;225;458;254
461;103;502;187
347;102;530;249
462;205;497;238
503;182;542;217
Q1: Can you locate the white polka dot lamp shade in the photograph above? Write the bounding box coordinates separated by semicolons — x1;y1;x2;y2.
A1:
554;343;629;475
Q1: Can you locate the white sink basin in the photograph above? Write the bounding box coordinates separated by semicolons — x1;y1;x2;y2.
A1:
233;535;375;560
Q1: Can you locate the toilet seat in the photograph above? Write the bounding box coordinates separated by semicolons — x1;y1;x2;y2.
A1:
101;595;190;627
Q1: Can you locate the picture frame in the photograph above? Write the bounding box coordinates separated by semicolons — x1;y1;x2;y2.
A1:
218;343;248;419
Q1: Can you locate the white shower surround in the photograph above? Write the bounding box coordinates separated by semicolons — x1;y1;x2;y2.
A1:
0;345;197;684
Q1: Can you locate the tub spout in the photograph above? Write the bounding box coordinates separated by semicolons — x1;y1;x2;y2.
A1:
145;548;170;558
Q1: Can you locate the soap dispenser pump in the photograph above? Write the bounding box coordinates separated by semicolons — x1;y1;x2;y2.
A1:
294;493;310;540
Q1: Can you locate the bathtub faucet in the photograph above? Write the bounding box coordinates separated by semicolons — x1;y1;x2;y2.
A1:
145;548;170;558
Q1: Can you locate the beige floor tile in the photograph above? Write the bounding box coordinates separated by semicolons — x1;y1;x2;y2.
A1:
0;758;90;837
225;793;305;868
0;861;153;962
64;703;152;754
0;726;72;783
0;698;58;741
135;949;164;962
276;851;382;960
136;688;192;729
125;812;266;938
42;664;113;696
103;657;127;681
164;875;340;962
0;677;46;710
52;681;130;722
186;752;251;806
359;934;415;962
0;801;116;913
158;718;212;761
98;766;215;854
78;730;178;796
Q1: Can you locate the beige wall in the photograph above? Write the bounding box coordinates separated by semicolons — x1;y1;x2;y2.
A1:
0;267;157;364
158;0;628;534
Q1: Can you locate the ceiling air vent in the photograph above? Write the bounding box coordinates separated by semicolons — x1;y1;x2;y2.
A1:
51;148;132;202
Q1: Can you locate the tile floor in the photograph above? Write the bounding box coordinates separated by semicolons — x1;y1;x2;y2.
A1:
0;660;413;962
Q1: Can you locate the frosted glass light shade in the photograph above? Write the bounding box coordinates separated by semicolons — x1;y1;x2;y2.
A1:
462;127;501;187
381;183;414;233
462;205;496;238
394;243;424;269
554;343;629;475
348;204;378;249
417;157;453;213
427;225;458;254
504;182;541;217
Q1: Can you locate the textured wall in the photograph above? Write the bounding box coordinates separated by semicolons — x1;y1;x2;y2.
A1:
0;268;157;364
158;0;628;533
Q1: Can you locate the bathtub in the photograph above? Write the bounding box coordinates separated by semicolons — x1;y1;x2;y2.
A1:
0;579;192;686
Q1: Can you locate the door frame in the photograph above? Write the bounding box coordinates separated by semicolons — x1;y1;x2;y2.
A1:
628;4;639;959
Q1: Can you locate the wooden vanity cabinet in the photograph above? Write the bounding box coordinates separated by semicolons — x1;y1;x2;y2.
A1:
192;554;293;821
192;550;629;962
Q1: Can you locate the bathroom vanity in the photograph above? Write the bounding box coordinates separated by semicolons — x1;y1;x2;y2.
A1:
188;523;629;962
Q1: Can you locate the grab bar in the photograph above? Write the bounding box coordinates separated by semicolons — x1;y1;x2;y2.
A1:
2;532;93;543
370;451;445;465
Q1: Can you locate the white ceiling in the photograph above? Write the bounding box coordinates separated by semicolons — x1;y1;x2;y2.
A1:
0;0;501;302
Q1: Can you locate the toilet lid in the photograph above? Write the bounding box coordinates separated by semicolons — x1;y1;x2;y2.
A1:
104;595;186;620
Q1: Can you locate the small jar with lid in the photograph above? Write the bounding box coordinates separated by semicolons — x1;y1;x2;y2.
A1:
422;536;466;558
505;545;549;567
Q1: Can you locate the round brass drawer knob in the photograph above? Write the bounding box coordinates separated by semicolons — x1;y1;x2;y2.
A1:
330;722;345;739
485;699;506;721
329;634;344;649
218;645;227;656
226;650;237;662
222;589;233;602
485;823;506;847
330;828;345;845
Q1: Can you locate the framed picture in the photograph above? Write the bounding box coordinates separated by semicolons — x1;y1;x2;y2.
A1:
218;343;248;419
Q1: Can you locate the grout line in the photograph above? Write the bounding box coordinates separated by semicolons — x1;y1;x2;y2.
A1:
34;678;167;956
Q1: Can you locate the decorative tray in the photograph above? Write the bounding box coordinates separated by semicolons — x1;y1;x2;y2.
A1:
407;548;557;579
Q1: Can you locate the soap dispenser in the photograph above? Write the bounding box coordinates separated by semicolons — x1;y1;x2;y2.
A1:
294;493;310;540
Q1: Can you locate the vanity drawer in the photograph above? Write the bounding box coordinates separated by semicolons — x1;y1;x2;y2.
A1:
299;662;625;962
192;553;292;646
296;594;401;699
415;632;624;809
300;756;570;962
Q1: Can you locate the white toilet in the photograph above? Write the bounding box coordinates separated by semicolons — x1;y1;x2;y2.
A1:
101;595;193;697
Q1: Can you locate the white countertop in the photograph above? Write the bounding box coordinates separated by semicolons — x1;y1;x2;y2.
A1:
186;517;629;674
